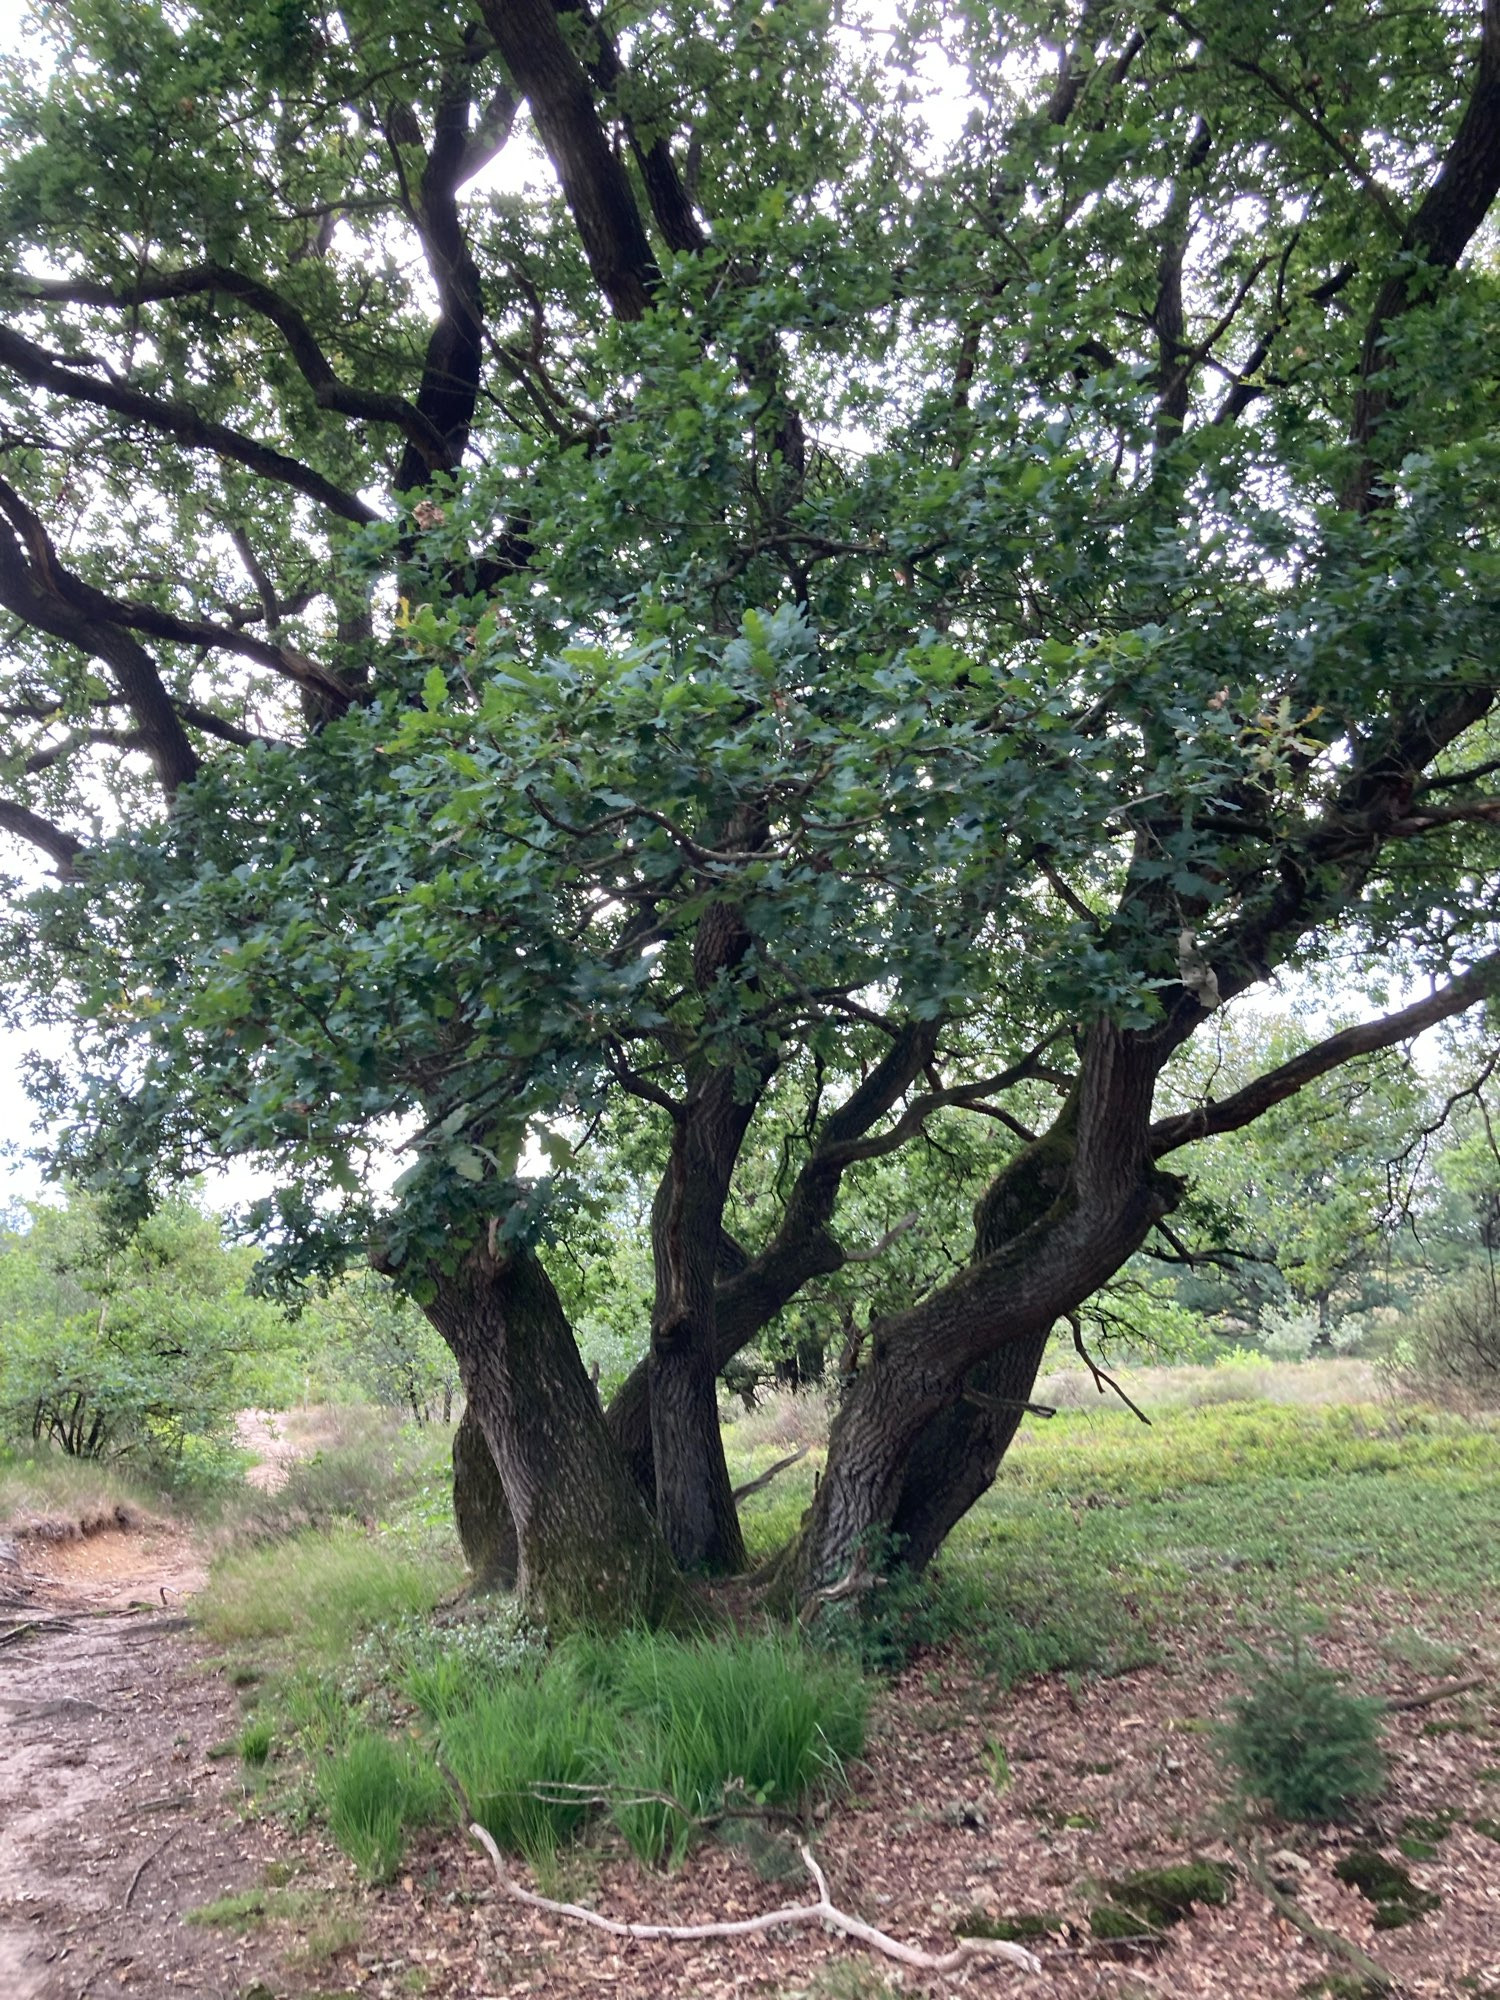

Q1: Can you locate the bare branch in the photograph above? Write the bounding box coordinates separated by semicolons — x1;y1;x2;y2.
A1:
0;799;87;875
1152;950;1500;1156
17;265;454;470
0;321;378;524
469;1823;1043;1976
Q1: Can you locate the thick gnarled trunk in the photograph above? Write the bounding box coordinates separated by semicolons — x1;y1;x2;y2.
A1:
422;1243;684;1630
796;1025;1183;1600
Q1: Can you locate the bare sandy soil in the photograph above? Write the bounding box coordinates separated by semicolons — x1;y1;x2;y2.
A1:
0;1516;294;2000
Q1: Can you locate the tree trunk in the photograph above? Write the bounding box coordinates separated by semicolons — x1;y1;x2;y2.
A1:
420;1242;686;1630
796;1025;1182;1602
451;1400;517;1590
885;1329;1054;1571
648;1084;750;1574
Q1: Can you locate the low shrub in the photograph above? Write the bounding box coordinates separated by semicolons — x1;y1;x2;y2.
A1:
1381;1270;1500;1410
566;1628;867;1864
1220;1638;1386;1821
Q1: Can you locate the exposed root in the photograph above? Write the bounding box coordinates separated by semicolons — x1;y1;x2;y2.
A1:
470;1823;1043;1977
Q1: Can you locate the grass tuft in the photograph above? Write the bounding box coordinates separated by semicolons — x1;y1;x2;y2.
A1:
317;1728;453;1883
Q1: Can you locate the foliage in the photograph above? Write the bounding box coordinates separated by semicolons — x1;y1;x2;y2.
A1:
4;0;1500;1610
0;1189;293;1477
1220;1638;1386;1820
300;1273;459;1423
317;1728;453;1883
1380;1266;1500;1409
1150;1012;1441;1343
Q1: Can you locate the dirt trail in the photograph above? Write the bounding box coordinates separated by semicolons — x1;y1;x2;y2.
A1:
0;1516;290;1999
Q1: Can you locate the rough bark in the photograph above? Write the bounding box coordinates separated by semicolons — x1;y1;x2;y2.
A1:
451;1400;517;1590
648;1070;757;1574
798;1024;1182;1599
420;1242;685;1630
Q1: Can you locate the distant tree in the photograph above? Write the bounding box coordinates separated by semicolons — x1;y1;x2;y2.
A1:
309;1270;459;1422
0;1191;291;1473
1152;1011;1440;1342
3;0;1500;1622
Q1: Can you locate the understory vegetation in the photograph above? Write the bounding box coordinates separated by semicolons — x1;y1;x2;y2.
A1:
150;1370;1496;1904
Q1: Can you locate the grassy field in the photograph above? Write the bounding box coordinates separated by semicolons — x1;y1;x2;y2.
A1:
727;1367;1500;1679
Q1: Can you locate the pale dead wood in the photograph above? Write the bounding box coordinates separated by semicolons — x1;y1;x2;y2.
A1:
469;1823;1043;1977
1235;1843;1396;1993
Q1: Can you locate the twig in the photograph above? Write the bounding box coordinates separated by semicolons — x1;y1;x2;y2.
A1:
1068;1314;1152;1424
1382;1674;1486;1712
842;1212;921;1263
469;1823;1042;1975
731;1444;810;1503
963;1389;1059;1420
1235;1843;1396;1992
123;1829;181;1911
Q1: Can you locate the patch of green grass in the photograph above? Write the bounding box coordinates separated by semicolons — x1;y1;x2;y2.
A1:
564;1628;868;1865
0;1445;164;1535
197;1525;462;1666
439;1629;866;1871
239;1718;274;1767
316;1728;453;1883
438;1670;608;1866
962;1402;1500;1623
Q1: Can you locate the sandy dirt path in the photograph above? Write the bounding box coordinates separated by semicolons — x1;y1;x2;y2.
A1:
0;1518;291;1999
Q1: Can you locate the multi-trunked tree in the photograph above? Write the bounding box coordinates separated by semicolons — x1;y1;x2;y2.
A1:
2;0;1499;1624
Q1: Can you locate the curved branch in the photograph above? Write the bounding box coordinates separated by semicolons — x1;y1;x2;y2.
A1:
0;322;379;524
17;265;454;471
1151;950;1500;1156
0;799;86;875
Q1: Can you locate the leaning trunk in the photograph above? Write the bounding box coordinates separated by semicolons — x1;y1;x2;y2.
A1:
451;1401;518;1590
421;1242;685;1630
796;1025;1181;1604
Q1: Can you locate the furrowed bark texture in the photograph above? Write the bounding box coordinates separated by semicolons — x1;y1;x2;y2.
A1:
648;1073;754;1574
451;1400;518;1590
422;1244;684;1629
799;1025;1183;1597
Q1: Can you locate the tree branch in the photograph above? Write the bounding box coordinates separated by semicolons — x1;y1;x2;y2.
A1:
0;799;87;875
17;265;455;470
468;1824;1042;1976
1151;950;1500;1156
0;322;378;524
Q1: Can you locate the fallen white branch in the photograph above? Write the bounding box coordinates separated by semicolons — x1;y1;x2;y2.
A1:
469;1823;1042;1977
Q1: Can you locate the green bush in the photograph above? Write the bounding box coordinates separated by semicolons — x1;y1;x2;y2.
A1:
317;1728;453;1881
1381;1269;1500;1410
0;1191;296;1478
1220;1639;1386;1821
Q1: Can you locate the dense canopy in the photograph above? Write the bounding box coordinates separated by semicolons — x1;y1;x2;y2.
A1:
2;0;1499;1622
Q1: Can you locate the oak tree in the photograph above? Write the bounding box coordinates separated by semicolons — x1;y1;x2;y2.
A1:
3;0;1500;1623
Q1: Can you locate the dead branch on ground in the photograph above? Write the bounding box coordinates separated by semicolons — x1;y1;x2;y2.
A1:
469;1823;1042;1976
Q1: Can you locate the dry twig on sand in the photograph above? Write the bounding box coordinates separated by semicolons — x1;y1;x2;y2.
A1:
469;1823;1043;1977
